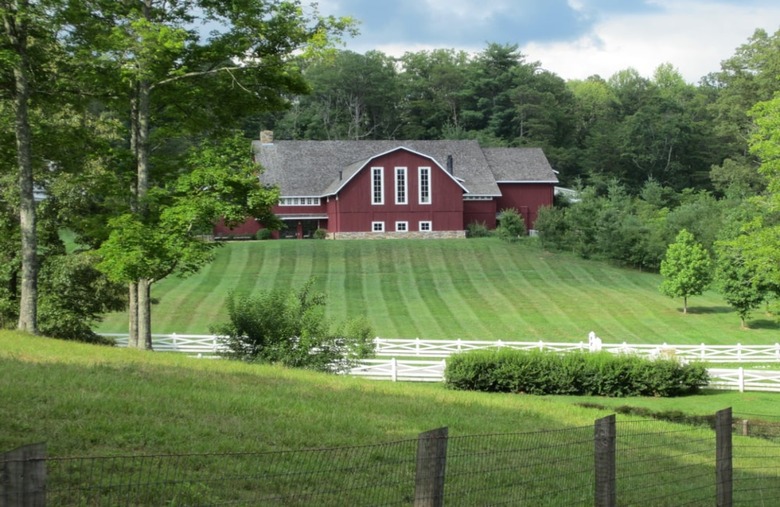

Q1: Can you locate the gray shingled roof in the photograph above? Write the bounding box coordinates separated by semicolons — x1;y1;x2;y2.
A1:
483;147;559;183
252;140;556;197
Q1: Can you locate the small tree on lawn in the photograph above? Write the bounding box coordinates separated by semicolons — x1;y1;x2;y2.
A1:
212;279;375;372
660;229;712;313
716;238;767;329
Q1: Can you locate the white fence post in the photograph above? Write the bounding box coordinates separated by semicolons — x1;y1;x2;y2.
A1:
738;367;745;392
391;358;398;382
172;333;178;351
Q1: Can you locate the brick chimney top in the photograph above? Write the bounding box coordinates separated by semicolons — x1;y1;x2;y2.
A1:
260;130;274;144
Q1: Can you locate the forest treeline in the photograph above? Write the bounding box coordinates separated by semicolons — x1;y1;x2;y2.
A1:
258;28;779;196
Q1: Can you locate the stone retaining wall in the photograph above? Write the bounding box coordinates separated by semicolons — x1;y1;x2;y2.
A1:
327;230;466;240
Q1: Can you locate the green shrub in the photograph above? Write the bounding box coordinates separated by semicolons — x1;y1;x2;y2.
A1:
445;349;708;397
496;208;526;242
255;228;273;240
466;221;493;238
212;279;375;372
313;228;328;239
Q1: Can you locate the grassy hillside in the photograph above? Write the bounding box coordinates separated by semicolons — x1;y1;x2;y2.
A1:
1;331;605;456
3;332;780;505
95;238;779;344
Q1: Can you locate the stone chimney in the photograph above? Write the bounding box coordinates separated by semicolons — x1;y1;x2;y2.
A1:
260;130;274;145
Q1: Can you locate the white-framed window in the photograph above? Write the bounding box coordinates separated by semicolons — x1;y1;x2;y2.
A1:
395;167;407;205
372;167;384;205
372;221;385;232
419;167;431;204
419;221;432;232
395;221;408;232
278;197;321;206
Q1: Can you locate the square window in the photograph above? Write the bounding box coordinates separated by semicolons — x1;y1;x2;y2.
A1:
396;221;408;232
372;221;385;232
419;221;432;232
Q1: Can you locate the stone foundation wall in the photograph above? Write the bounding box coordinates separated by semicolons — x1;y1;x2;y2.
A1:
327;230;466;240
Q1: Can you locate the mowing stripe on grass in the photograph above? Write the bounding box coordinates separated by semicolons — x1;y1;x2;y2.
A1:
434;242;495;338
397;244;455;339
342;241;369;320
359;242;400;337
484;242;577;340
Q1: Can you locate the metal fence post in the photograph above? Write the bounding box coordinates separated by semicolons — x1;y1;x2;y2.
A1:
594;414;616;507
1;442;46;507
414;427;448;507
716;408;733;507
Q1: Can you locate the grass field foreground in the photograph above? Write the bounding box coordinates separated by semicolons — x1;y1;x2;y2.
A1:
4;332;780;505
96;238;780;345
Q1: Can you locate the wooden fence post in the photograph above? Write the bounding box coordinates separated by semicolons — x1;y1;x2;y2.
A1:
594;414;616;507
1;442;46;507
414;427;448;507
716;408;733;507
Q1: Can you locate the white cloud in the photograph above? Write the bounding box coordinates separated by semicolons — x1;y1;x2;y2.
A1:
523;1;780;82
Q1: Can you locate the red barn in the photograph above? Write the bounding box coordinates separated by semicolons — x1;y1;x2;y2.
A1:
213;132;558;239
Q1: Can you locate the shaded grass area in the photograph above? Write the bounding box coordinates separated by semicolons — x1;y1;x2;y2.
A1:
3;332;780;505
95;238;779;344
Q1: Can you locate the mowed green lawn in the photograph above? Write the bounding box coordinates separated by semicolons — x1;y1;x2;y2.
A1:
96;238;780;344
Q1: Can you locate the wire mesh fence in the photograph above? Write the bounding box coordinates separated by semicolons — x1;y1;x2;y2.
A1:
5;409;780;506
617;419;715;506
731;415;780;507
444;426;594;506
44;440;419;506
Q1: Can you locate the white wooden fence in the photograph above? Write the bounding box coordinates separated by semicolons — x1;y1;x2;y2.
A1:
105;334;780;392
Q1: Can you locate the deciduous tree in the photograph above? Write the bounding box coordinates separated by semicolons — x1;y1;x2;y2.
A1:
660;229;712;313
65;0;354;348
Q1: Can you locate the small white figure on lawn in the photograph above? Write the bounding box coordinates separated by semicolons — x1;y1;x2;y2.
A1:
588;331;602;352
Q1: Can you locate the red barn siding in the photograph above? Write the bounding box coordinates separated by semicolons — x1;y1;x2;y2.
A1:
496;183;554;229
213;217;260;237
463;200;497;229
332;150;464;233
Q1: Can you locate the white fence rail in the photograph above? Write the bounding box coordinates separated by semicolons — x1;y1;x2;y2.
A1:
708;368;780;393
107;334;780;363
373;338;780;363
105;334;780;391
348;359;447;382
107;333;227;356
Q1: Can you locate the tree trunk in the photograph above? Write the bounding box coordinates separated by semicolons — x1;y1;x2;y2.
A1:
683;295;688;314
138;278;152;350
4;0;38;334
133;0;153;348
128;281;138;348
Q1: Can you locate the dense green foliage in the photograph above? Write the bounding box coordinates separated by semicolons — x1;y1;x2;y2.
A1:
496;208;526;242
1;0;354;344
212;279;375;371
445;349;709;397
715;239;767;328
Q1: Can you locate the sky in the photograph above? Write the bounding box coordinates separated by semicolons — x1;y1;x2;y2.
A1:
313;0;780;83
